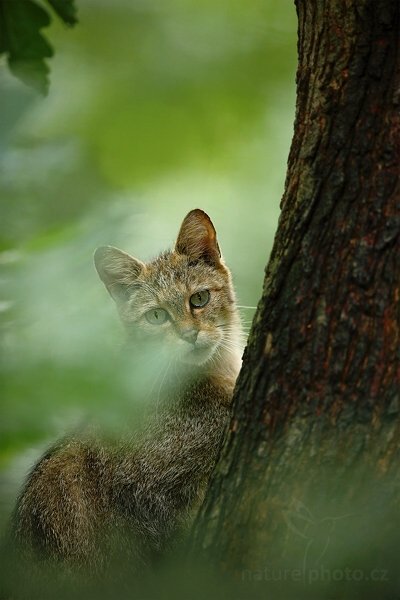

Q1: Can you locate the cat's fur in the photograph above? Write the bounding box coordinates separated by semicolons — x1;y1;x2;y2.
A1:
10;209;243;577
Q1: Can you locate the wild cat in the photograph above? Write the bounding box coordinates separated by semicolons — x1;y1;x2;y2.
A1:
11;209;243;577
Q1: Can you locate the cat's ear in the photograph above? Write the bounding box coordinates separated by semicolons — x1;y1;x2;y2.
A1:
175;209;222;266
94;246;144;303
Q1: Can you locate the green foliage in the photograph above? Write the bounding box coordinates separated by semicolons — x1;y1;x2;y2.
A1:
0;0;77;93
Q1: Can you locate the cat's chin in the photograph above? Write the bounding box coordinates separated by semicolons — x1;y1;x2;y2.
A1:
179;344;217;367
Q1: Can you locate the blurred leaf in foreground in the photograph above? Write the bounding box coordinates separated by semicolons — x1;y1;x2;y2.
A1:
0;0;77;94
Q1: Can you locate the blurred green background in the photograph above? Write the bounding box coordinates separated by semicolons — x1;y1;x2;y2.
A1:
0;0;296;531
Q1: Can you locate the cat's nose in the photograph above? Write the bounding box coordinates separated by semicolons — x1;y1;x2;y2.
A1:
180;328;198;345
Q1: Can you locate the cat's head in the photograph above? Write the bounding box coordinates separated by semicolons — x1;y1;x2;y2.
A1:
94;209;240;367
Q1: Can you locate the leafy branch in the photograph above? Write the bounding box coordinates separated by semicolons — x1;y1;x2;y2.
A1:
0;0;78;94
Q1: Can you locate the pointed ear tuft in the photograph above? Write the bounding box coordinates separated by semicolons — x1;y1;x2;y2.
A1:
175;209;222;266
94;246;144;303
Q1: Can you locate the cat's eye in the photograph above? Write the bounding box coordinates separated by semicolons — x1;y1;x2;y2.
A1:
145;308;169;325
190;290;210;308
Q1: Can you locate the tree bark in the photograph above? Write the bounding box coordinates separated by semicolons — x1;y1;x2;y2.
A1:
190;0;400;596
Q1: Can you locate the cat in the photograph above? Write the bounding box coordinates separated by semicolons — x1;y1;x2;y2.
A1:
9;209;243;582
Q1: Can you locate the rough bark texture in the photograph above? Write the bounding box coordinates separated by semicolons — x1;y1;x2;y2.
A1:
190;0;400;596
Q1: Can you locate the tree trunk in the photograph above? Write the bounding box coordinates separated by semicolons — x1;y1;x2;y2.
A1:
190;0;400;596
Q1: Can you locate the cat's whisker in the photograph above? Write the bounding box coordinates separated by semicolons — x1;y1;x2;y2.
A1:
217;341;243;356
148;356;170;397
155;357;173;417
220;335;246;348
171;354;187;385
219;346;243;358
218;326;248;344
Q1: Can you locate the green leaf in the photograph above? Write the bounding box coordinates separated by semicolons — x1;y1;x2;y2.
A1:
45;0;77;26
0;0;53;93
0;0;78;94
1;0;52;60
8;55;50;94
